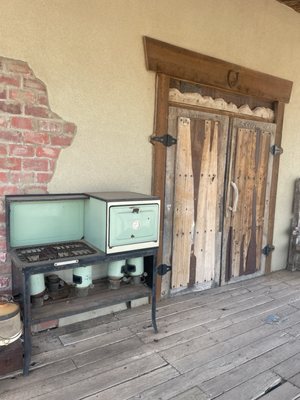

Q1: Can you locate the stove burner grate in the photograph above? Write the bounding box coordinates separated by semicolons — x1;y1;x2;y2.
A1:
15;241;97;264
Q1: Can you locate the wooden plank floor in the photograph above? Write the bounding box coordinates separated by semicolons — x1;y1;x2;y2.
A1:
1;270;300;399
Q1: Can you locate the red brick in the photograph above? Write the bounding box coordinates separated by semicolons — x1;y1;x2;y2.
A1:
0;74;20;87
0;117;8;127
0;237;7;251
49;159;57;171
9;144;35;157
0;275;10;289
0;225;6;237
0;145;7;155
0;130;21;143
0;157;21;170
36;172;53;183
11;116;33;130
38;119;62;133
23;132;50;145
9;89;35;104
37;94;49;106
0;214;5;223
0;186;20;195
36;147;60;159
23;78;46;92
0;172;9;182
25;105;50;118
9;171;35;184
22;158;48;171
0;252;7;263
50;135;73;147
6;60;32;75
63;122;76;135
0;102;21;114
0;89;6;99
0;261;11;274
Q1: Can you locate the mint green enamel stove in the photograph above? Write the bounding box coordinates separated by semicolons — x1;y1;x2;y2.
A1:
6;192;160;377
7;192;160;256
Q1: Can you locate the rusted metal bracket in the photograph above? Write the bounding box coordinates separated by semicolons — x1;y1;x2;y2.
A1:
150;134;177;147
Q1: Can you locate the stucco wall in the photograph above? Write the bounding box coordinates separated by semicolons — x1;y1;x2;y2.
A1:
0;0;300;271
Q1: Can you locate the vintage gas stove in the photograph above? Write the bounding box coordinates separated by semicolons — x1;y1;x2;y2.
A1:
5;192;159;376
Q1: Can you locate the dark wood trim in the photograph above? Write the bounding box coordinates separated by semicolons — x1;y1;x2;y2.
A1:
144;37;293;103
152;73;170;299
265;102;285;273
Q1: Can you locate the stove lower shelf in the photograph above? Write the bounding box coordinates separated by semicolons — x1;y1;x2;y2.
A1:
31;279;150;324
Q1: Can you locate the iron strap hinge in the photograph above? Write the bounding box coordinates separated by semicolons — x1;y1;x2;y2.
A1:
262;244;275;256
270;145;283;156
150;134;177;147
157;264;172;276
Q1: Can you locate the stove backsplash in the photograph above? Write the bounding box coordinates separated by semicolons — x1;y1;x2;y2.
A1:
9;199;85;247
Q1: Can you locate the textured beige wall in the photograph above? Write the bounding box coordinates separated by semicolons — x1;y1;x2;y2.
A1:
0;0;300;270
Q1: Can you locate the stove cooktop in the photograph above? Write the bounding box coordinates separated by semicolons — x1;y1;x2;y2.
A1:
14;241;97;264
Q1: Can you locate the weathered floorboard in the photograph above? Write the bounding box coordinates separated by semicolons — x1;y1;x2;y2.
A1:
1;270;300;400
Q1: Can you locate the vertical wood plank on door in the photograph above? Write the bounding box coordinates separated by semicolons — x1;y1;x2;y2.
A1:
240;129;256;275
260;127;275;275
205;121;219;282
231;128;247;278
194;120;211;284
255;131;271;269
230;128;256;277
171;117;194;288
194;121;218;283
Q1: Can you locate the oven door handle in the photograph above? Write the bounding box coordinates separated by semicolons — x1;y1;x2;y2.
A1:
54;259;79;267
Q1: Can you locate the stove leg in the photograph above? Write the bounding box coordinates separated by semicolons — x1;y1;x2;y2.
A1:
151;255;158;334
23;273;32;376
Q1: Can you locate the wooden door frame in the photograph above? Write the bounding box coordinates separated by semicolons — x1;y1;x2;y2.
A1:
144;37;293;297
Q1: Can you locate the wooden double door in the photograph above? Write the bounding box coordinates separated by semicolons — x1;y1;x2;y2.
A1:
166;107;276;290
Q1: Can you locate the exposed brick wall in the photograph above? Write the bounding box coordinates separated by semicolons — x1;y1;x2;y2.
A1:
0;57;77;293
